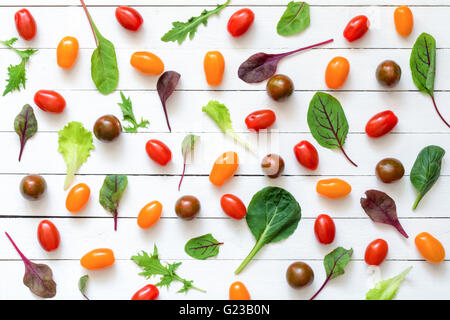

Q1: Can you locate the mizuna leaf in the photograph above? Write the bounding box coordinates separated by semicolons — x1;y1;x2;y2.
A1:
366;266;412;300
99;174;128;231
307;92;357;167
235;187;301;274
157;71;181;132
179;134;199;191
5;232;56;298
410;145;445;210
410;33;449;128
161;1;230;44
310;247;353;300
184;234;223;260
80;0;119;95
117;91;149;133
360;190;408;238
78;275;89;300
14;104;37;162
277;2;310;36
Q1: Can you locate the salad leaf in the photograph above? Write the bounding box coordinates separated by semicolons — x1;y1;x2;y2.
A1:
161;1;230;44
0;37;38;96
179;134;199;191
366;266;412;300
310;247;353;300
235;187;301;274
132;245;205;293
410;33;449;128
202;100;251;151
360;190;408;238
78;275;89;300
58;121;94;190
277;2;310;36
157;71;181;132
117;91;149;133
184;233;223;260
99;174;128;231
14;104;37;162
5;232;56;298
307;92;357;167
80;0;119;95
410;145;445;210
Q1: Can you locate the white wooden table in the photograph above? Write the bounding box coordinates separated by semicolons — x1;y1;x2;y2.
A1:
0;0;449;300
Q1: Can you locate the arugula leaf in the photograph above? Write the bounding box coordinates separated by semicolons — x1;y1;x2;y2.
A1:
161;1;230;44
78;275;89;300
14;104;37;162
0;37;38;96
179;134;199;191
131;245;206;294
117;91;149;133
202;100;251;151
277;2;310;36
184;234;223;260
58;122;94;190
99;174;128;231
366;266;412;300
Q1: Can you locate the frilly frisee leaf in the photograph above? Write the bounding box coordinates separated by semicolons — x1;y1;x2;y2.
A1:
117;91;150;133
366;266;412;300
58;121;94;190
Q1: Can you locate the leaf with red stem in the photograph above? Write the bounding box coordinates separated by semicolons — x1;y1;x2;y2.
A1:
14;104;37;162
99;174;128;231
5;232;57;298
179;134;199;191
238;38;333;83
184;234;223;260
157;71;181;132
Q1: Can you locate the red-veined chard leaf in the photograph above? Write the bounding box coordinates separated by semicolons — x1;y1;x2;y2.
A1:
179;134;199;191
307;92;357;167
5;232;57;298
184;233;223;260
238;39;333;83
277;2;310;36
157;71;181;132
99;174;128;231
360;190;408;238
14;104;37;162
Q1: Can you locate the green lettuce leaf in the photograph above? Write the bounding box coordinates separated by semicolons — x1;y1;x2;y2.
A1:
366;266;412;300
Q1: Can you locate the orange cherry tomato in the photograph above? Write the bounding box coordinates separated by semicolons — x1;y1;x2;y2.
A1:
80;248;115;270
394;6;414;37
415;232;445;264
57;36;79;69
325;57;350;89
204;51;225;86
137;201;163;229
316;178;351;199
229;281;250;300
66;183;90;213
130;51;164;75
209;152;239;186
37;220;60;252
220;194;246;220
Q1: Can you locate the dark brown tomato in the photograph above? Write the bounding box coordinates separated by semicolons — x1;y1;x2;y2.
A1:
376;60;401;87
175;195;200;220
93;115;122;142
375;158;405;183
286;262;314;288
20;174;46;200
261;154;285;178
266;74;294;101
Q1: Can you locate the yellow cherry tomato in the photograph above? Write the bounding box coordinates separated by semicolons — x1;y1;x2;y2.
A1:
57;36;79;69
316;178;351;199
137;201;163;229
394;6;414;37
130;51;164;75
204;51;225;86
229;281;250;300
209;151;239;186
66;183;90;213
325;57;350;89
415;232;445;264
80;248;115;270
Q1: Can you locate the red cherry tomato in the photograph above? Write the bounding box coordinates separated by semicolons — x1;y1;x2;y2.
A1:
37;220;60;252
343;15;369;42
365;110;398;138
227;8;255;37
131;284;159;300
145;139;172;166
15;9;37;41
115;6;143;32
293;141;319;170
245;109;276;132
314;214;335;244
365;239;388;266
34;90;66;113
220;194;247;220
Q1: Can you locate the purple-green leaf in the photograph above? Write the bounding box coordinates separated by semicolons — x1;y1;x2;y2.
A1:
14;104;37;162
360;190;408;238
179;134;199;191
157;71;181;132
5;232;56;298
99;174;128;231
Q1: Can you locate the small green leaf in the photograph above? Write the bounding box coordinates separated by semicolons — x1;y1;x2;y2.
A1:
366;266;412;300
324;247;353;280
277;2;310;36
117;91;150;133
78;275;89;300
179;134;199;191
99;175;128;231
184;234;223;260
14;104;37;162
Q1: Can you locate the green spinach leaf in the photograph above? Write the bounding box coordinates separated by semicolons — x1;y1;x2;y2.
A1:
277;2;310;36
366;266;412;300
99;174;128;231
184;233;223;260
